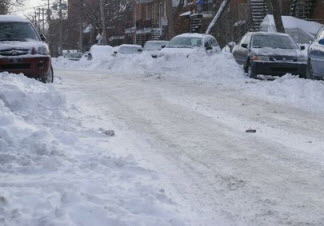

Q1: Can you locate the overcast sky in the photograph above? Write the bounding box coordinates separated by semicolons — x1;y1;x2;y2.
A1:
12;0;48;17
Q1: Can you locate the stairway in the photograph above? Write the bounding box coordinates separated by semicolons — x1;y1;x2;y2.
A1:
190;14;203;33
290;0;315;19
249;0;268;31
152;28;162;40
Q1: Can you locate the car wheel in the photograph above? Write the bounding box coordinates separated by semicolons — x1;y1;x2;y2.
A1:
247;63;257;79
41;67;54;83
306;60;315;80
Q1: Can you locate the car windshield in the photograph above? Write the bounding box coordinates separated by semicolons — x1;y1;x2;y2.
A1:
144;41;168;50
67;53;82;58
252;35;298;49
0;22;39;42
119;46;141;54
167;37;202;48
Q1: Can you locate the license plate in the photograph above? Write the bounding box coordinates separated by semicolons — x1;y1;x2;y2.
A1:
9;58;22;63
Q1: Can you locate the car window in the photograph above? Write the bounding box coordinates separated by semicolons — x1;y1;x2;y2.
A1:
318;28;324;40
239;35;247;45
244;34;251;45
251;35;298;49
167;37;202;48
211;38;219;47
204;38;212;48
0;22;39;41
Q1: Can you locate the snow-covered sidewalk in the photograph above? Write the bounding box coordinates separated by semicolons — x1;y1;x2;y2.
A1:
0;72;188;226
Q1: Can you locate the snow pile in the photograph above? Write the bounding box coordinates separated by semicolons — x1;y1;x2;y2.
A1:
53;51;245;82
0;72;187;226
244;75;324;112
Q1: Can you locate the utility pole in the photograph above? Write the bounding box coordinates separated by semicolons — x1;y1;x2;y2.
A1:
34;11;38;28
79;0;84;52
42;8;45;33
38;8;41;33
59;0;63;55
99;0;107;45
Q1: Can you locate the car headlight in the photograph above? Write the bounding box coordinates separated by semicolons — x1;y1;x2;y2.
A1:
251;55;269;61
297;56;307;62
38;45;50;55
31;45;50;55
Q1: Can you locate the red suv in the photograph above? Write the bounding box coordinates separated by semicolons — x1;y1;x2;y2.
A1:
0;16;53;83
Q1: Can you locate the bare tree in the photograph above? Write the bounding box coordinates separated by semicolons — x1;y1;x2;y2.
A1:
166;0;184;39
0;0;24;14
205;0;230;34
267;0;285;33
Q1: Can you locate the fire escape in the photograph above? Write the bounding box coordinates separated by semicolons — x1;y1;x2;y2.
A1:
290;0;316;19
248;0;268;31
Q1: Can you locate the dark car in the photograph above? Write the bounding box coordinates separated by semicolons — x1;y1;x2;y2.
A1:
0;15;53;83
232;32;307;79
307;26;324;79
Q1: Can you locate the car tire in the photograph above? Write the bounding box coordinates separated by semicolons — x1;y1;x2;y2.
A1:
247;63;257;79
306;60;315;80
41;67;54;83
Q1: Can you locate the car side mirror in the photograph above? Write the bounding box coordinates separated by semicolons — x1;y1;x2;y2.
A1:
300;46;305;50
138;49;142;52
161;45;166;49
40;34;47;42
319;38;324;45
241;43;248;49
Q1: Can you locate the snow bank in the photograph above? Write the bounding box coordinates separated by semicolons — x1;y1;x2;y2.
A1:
244;75;324;112
53;52;324;113
53;51;244;82
0;72;187;226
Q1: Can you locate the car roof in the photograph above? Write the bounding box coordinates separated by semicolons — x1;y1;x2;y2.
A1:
247;31;290;37
175;33;215;39
145;40;168;43
120;44;142;48
0;15;29;23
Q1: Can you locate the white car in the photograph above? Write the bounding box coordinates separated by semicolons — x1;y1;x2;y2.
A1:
143;40;168;58
113;44;142;56
88;44;113;60
160;33;221;57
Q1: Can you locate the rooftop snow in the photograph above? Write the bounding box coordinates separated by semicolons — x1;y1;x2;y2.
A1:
261;15;323;38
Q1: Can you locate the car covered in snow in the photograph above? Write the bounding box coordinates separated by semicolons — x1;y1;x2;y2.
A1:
64;52;82;61
143;40;168;58
88;44;114;60
307;26;324;79
0;15;53;83
160;33;221;57
113;44;142;56
232;32;307;78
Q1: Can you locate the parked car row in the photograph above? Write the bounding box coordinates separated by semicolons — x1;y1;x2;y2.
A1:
1;15;323;83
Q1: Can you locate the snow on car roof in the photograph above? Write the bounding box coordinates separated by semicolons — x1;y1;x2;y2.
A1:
119;44;142;48
145;40;168;43
176;33;214;39
0;15;29;23
248;31;290;37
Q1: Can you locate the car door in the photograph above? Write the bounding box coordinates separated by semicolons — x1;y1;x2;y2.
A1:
232;35;247;65
204;38;213;55
210;37;221;54
310;28;324;77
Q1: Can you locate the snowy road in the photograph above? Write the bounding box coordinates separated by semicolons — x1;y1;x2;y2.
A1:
56;69;324;226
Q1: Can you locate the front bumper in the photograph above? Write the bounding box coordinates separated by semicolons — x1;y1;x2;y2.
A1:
0;56;51;78
251;61;307;76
